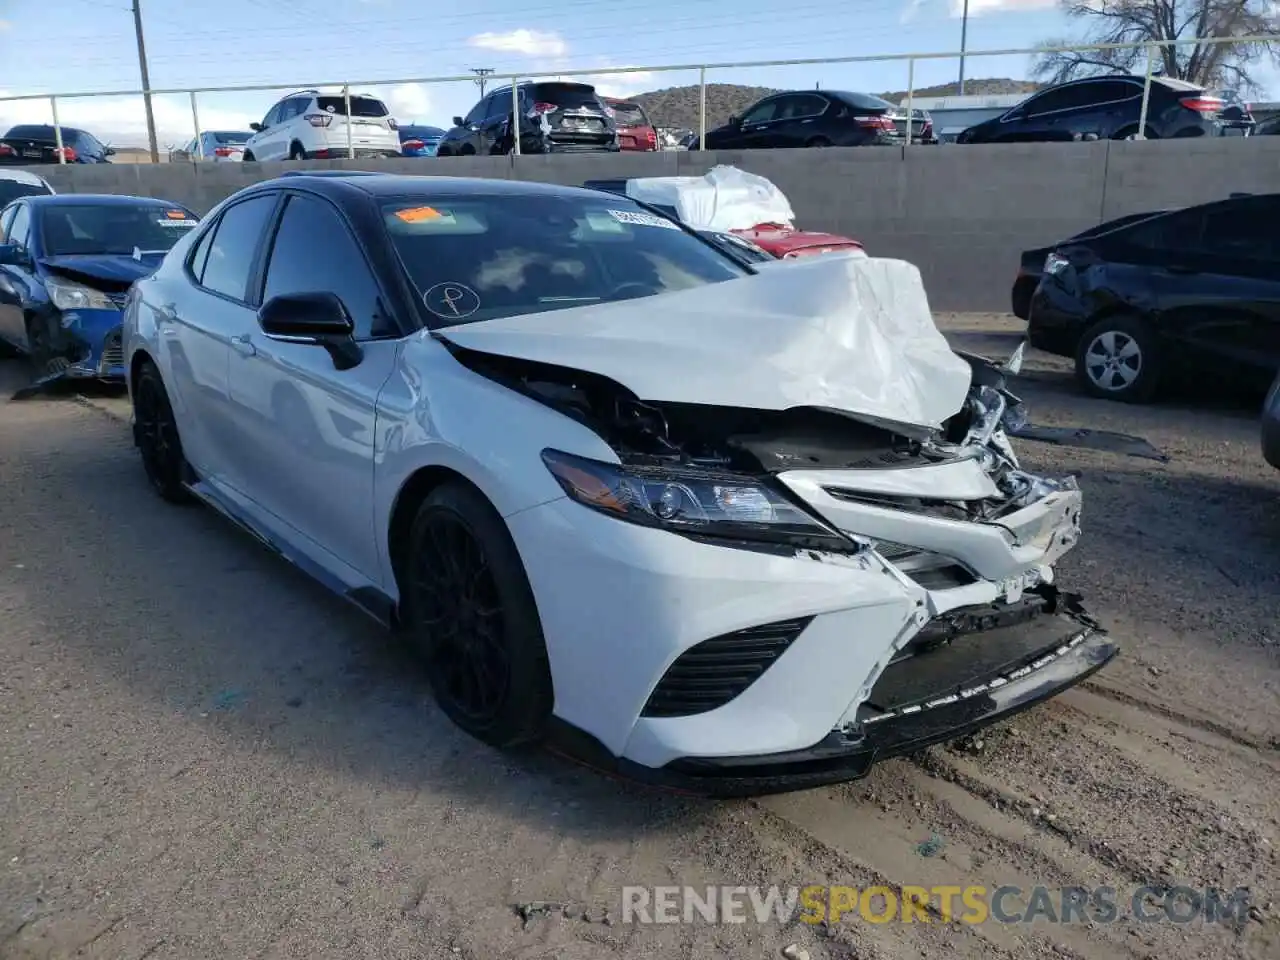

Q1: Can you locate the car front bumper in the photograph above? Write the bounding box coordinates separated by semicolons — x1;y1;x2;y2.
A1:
507;460;1109;794
1026;281;1088;357
57;309;126;380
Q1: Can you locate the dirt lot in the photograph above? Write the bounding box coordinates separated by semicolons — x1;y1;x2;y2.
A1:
1;314;1277;960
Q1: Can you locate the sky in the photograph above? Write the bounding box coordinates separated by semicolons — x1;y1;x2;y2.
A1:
0;0;1271;147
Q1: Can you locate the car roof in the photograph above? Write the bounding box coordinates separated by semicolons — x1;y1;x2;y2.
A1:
23;193;192;207
0;169;51;186
262;173;617;201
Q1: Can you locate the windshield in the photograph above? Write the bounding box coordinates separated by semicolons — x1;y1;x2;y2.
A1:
382;194;748;328
39;203;199;256
0;181;52;205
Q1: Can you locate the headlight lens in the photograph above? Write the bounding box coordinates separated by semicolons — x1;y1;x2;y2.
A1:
47;276;117;311
542;449;854;550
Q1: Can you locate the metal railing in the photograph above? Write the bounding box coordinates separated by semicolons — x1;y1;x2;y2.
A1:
0;33;1272;162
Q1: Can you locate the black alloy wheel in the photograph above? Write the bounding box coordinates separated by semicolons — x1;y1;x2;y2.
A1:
133;361;193;503
404;483;552;747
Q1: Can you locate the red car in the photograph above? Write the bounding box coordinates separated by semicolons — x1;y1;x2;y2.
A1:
604;97;658;152
735;224;864;260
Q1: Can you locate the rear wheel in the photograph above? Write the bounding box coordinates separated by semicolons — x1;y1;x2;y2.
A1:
133;360;194;504
1075;314;1162;403
805;136;832;148
289;142;305;161
242;151;255;162
401;482;553;748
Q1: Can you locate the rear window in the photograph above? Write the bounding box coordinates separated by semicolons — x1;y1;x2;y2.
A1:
401;125;445;140
531;83;601;109
0;180;52;205
314;96;389;118
39;203;199;256
608;102;649;126
380;193;747;327
212;131;251;144
832;91;895;112
4;125;75;141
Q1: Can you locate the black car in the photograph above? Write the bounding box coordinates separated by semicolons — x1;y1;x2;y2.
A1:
1011;210;1166;320
958;76;1224;144
438;81;618;156
1028;192;1280;402
1215;90;1255;136
695;90;902;149
0;124;115;164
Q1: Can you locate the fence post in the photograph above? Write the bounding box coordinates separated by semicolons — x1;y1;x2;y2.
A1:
343;84;354;159
698;67;707;151
190;91;203;160
511;80;521;156
50;97;65;164
904;58;915;150
1137;43;1156;140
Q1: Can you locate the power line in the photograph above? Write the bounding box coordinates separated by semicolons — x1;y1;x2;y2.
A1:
470;67;495;97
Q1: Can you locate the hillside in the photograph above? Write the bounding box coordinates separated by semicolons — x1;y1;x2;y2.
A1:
631;78;1042;130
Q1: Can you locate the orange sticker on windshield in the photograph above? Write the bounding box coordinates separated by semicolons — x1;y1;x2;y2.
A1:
165;209;188;219
395;206;443;223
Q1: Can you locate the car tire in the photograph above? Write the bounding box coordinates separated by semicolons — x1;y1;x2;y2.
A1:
289;142;306;161
401;481;553;749
460;144;476;156
133;360;194;504
1075;314;1162;403
23;313;55;371
242;151;255;162
805;136;832;148
436;145;453;157
1114;125;1158;141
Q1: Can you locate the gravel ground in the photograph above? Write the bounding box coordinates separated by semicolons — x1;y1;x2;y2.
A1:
1;315;1277;960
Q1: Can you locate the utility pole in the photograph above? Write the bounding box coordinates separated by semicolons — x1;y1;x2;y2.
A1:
131;0;159;162
470;67;495;97
958;0;970;96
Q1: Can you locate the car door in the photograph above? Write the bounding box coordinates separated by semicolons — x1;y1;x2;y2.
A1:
478;92;510;153
225;191;398;581
1082;78;1144;137
250;102;285;160
0;203;37;348
992;85;1091;142
0;203;28;347
1117;200;1280;375
167;192;279;485
730;97;784;149
768;93;830;147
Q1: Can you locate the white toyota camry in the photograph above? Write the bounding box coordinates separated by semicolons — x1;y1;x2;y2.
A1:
122;173;1117;795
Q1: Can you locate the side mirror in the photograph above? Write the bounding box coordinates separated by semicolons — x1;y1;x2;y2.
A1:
249;122;264;132
452;116;464;128
0;242;27;266
104;146;116;156
257;292;362;370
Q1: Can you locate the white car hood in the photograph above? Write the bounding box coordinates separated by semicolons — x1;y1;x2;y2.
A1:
436;255;973;429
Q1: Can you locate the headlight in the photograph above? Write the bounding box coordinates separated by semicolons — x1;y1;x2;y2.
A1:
541;449;855;550
1043;252;1069;275
47;275;117;311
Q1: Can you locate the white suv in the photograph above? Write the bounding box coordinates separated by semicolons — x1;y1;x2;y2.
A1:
242;89;402;162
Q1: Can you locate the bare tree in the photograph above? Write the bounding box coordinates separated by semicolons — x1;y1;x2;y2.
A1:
1033;0;1280;92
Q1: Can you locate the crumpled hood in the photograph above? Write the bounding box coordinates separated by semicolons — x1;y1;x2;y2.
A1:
436;255;973;429
39;252;164;285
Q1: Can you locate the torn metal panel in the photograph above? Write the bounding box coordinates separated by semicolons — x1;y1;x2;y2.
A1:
1008;424;1169;462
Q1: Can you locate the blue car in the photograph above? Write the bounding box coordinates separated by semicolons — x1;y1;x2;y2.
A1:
398;124;446;157
0;194;199;387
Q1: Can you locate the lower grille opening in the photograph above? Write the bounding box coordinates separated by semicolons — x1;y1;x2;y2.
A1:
642;617;813;719
100;327;124;369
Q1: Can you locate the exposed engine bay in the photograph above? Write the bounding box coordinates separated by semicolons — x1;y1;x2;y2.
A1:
444;339;1078;526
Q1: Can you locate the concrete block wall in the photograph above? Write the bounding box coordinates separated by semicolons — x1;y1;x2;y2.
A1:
27;136;1280;312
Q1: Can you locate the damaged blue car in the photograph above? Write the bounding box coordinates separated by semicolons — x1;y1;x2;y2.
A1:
0;193;199;390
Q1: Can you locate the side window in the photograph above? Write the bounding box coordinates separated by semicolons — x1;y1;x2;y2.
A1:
284;98;309;121
9;205;31;250
1201;201;1279;262
199;194;276;301
187;219;217;282
261;103;282;128
1022;84;1090;116
261;194;391;339
464;97;490;126
777;94;827;119
1090;79;1141;103
485;93;509;119
741;98;780;125
0;206;16;241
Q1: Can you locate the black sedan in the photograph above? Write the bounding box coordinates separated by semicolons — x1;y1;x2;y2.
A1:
696;90;902;149
0;124;115;164
1011;211;1166;320
1028;191;1280;402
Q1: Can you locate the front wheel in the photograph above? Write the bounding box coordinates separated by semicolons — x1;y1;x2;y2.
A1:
133;360;194;503
401;482;553;748
1075;314;1162;403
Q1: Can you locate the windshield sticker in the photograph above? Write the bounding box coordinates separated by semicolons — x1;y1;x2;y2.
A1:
423;282;480;320
606;208;681;230
395;205;453;224
157;218;198;227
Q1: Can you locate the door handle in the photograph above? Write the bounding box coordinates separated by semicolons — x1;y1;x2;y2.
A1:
230;335;257;357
